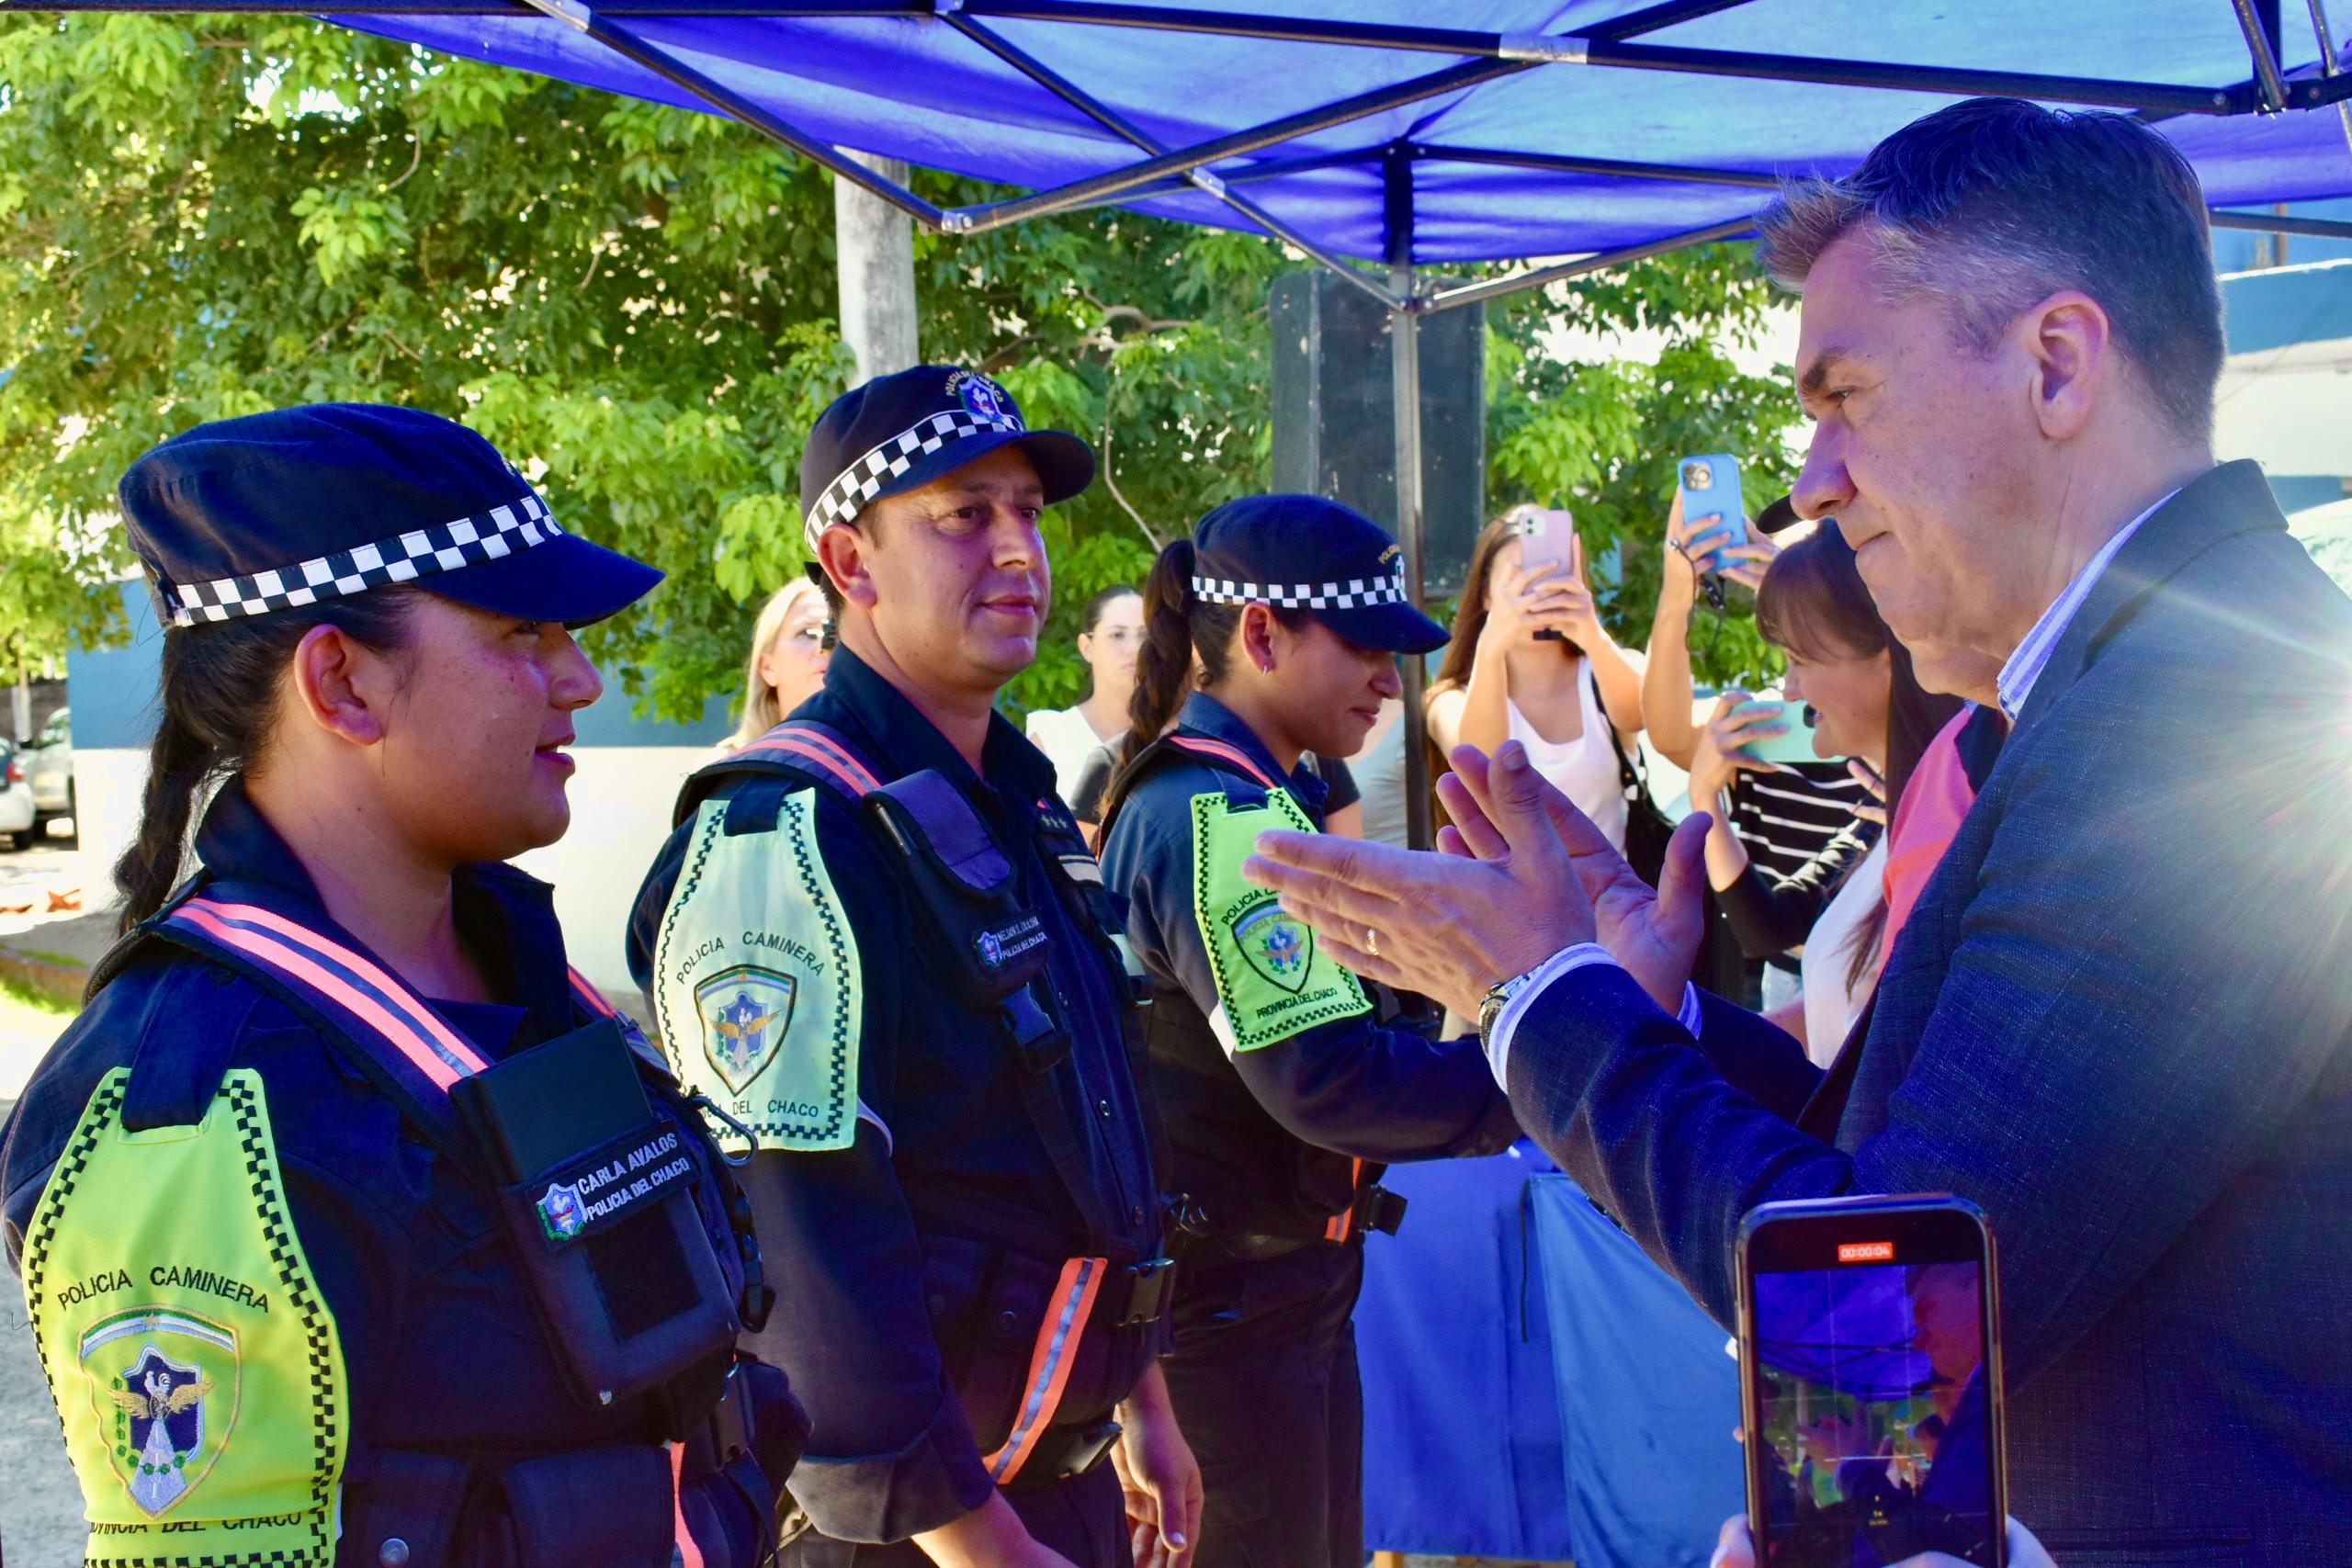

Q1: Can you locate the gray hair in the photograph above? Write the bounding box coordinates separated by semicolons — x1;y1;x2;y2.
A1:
1758;97;2223;442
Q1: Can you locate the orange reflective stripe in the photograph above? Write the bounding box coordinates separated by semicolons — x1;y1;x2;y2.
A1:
172;898;491;1090
1325;1157;1365;1244
737;725;883;795
668;1440;706;1568
1164;734;1280;792
569;967;618;1019
981;1257;1106;1485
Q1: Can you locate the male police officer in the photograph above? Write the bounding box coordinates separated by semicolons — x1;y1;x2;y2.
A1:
628;367;1198;1568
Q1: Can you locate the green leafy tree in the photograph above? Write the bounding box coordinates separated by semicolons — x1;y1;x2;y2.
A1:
0;14;1793;727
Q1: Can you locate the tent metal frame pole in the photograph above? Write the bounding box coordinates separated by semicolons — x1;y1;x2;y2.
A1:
944;12;1402;307
955;4;2248;114
1419;216;1760;314
1385;147;1435;853
514;0;945;221
2307;0;2352;165
940;55;1526;234
1409;142;1783;188
2209;209;2352;239
2232;0;2293;111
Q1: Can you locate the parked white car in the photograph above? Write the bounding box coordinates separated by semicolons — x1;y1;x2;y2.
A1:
0;739;36;851
25;706;71;837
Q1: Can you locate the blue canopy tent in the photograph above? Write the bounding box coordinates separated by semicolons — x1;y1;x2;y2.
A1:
9;0;2352;1557
15;0;2352;844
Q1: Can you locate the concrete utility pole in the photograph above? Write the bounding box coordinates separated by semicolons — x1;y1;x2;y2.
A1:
833;152;920;380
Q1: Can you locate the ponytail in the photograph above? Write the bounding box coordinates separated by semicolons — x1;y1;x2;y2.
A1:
113;588;422;932
1122;539;1198;768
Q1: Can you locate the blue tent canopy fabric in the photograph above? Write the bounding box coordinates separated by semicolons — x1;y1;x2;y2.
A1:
298;0;2352;270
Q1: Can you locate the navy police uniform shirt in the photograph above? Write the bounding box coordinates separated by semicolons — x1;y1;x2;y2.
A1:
627;646;1161;1545
1102;693;1518;1209
0;784;765;1565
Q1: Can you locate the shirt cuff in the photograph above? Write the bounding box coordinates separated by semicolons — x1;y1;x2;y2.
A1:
1484;953;1704;1089
1484;942;1615;1088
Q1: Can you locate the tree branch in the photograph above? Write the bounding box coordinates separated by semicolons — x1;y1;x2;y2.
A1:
1099;373;1162;552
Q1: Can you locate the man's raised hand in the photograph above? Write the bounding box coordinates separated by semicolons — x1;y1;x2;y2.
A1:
1240;740;1600;1018
1434;745;1713;1013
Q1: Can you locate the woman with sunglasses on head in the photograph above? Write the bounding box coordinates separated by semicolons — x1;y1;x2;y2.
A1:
1096;494;1520;1568
0;405;803;1568
722;576;833;753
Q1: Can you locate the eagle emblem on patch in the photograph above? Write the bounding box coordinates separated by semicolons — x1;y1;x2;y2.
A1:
1230;898;1313;995
80;1311;237;1518
696;964;798;1095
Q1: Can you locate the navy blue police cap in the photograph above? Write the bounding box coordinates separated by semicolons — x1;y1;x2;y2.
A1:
1192;494;1450;656
799;365;1093;553
119;403;662;630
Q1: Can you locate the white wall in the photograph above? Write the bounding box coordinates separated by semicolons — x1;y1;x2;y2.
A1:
2215;336;2352;475
512;745;714;1000
75;744;709;1004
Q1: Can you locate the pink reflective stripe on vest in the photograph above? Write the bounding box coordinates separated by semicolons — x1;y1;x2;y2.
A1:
668;1440;706;1568
1164;734;1280;792
170;897;491;1091
736;726;883;796
1879;705;1981;976
569;967;618;1019
981;1256;1107;1485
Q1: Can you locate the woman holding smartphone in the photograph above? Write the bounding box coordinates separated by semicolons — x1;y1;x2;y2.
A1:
1685;525;1961;1055
2;405;802;1567
1096;494;1519;1568
1426;506;1646;852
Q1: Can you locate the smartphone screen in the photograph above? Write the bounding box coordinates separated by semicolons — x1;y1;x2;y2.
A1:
1678;454;1749;564
1739;1198;2006;1568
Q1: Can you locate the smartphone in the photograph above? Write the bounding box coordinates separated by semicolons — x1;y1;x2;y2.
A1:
1678;454;1749;566
1733;698;1819;766
1736;1195;2007;1568
1515;507;1577;641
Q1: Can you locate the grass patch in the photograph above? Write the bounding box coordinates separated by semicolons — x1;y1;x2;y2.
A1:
0;973;75;1019
7;948;80;969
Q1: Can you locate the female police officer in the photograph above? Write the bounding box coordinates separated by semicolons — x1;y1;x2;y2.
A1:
0;405;802;1567
1096;495;1521;1568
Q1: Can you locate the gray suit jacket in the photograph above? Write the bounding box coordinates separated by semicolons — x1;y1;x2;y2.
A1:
1506;462;2352;1563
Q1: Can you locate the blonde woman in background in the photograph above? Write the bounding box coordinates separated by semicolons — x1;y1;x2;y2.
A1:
1025;583;1144;801
722;576;831;753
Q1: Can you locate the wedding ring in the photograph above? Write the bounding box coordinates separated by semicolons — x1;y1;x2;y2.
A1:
1364;927;1381;957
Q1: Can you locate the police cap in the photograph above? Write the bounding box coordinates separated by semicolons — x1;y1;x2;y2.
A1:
799;366;1094;554
1191;493;1450;656
119;403;662;630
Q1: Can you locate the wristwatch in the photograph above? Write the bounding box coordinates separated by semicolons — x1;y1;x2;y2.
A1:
1477;963;1546;1042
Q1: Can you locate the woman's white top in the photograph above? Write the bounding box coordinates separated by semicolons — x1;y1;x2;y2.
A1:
1025;705;1109;805
1800;836;1888;1066
1506;659;1628;852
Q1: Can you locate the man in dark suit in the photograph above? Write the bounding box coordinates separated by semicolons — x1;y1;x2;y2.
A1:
1239;97;2352;1564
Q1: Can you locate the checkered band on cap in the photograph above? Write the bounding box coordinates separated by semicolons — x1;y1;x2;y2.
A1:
1191;569;1409;611
800;408;1025;552
157;491;564;627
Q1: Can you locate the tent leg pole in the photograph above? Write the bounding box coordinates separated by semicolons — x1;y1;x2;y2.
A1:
1391;265;1434;853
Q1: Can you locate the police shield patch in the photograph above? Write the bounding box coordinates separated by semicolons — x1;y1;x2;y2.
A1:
696;964;798;1096
78;1309;238;1519
1229;897;1313;995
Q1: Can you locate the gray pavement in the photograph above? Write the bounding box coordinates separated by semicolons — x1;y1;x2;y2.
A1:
2;1299;87;1562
